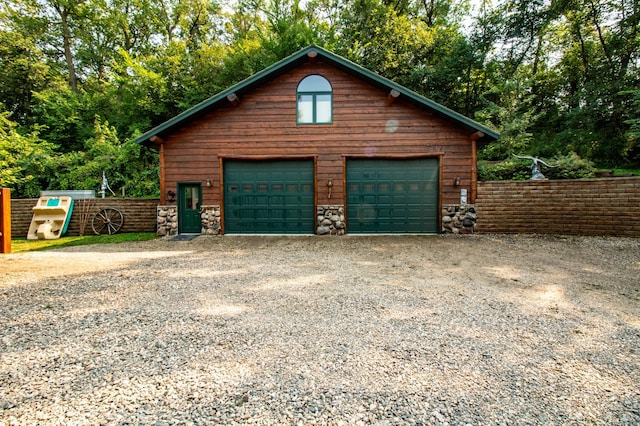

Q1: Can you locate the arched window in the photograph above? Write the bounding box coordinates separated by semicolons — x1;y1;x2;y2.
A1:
297;75;332;124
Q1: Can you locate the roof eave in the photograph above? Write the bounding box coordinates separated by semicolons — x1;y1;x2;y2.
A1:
135;47;315;145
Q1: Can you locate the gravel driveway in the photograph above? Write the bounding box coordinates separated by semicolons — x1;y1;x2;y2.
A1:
1;235;639;425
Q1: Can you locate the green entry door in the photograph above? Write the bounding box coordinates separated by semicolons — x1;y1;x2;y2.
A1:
224;160;315;234
346;158;439;233
178;183;202;233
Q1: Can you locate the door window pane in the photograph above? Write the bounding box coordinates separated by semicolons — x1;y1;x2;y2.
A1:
186;187;199;209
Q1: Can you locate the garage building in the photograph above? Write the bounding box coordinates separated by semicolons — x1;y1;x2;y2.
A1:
136;45;499;235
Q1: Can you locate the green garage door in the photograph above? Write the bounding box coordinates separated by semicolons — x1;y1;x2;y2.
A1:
224;160;315;234
347;158;439;233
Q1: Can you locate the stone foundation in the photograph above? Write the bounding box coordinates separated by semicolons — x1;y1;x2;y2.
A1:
201;205;221;235
156;205;222;236
442;204;477;234
160;203;465;236
157;205;178;237
317;205;346;235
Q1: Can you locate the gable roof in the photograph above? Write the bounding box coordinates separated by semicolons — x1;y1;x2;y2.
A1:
135;45;499;145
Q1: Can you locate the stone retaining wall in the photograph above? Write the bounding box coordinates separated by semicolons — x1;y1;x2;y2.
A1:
476;177;640;237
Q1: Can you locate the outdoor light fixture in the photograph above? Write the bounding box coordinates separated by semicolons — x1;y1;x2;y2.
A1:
166;190;176;202
205;179;212;187
327;178;333;198
453;176;461;186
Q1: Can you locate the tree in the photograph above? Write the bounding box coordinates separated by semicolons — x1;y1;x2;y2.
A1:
336;0;432;80
0;5;52;124
476;75;538;160
0;108;56;198
624;89;640;164
31;84;92;152
542;0;640;166
1;0;639;196
469;0;640;168
48;117;159;196
41;0;91;92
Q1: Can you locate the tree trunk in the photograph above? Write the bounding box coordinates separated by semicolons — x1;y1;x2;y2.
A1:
55;5;78;92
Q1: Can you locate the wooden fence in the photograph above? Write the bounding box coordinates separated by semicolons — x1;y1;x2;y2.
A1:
11;198;159;238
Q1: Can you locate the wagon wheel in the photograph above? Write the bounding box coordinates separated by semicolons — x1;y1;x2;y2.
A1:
92;207;124;235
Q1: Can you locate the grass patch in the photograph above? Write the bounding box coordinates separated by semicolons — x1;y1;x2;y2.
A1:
612;168;640;176
11;233;157;253
594;168;640;177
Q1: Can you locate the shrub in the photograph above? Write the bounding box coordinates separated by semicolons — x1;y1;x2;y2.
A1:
544;152;596;179
478;152;595;181
478;159;530;181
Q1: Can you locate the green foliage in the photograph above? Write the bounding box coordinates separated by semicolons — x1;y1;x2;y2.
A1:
476;76;538;161
111;49;171;133
47;118;159;197
55;118;123;191
0;0;639;198
337;1;435;82
261;0;328;58
478;152;595;181
0;30;50;124
623;89;640;165
0;108;56;197
478;159;530;181
31;85;93;152
544;152;596;179
612;168;640;177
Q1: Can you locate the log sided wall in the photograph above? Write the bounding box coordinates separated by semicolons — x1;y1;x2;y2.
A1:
161;60;478;209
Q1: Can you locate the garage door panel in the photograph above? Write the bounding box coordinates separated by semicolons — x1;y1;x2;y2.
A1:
224;160;314;234
347;158;439;234
377;208;393;218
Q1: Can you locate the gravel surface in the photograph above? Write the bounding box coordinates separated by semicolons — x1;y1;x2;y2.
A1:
1;234;639;425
